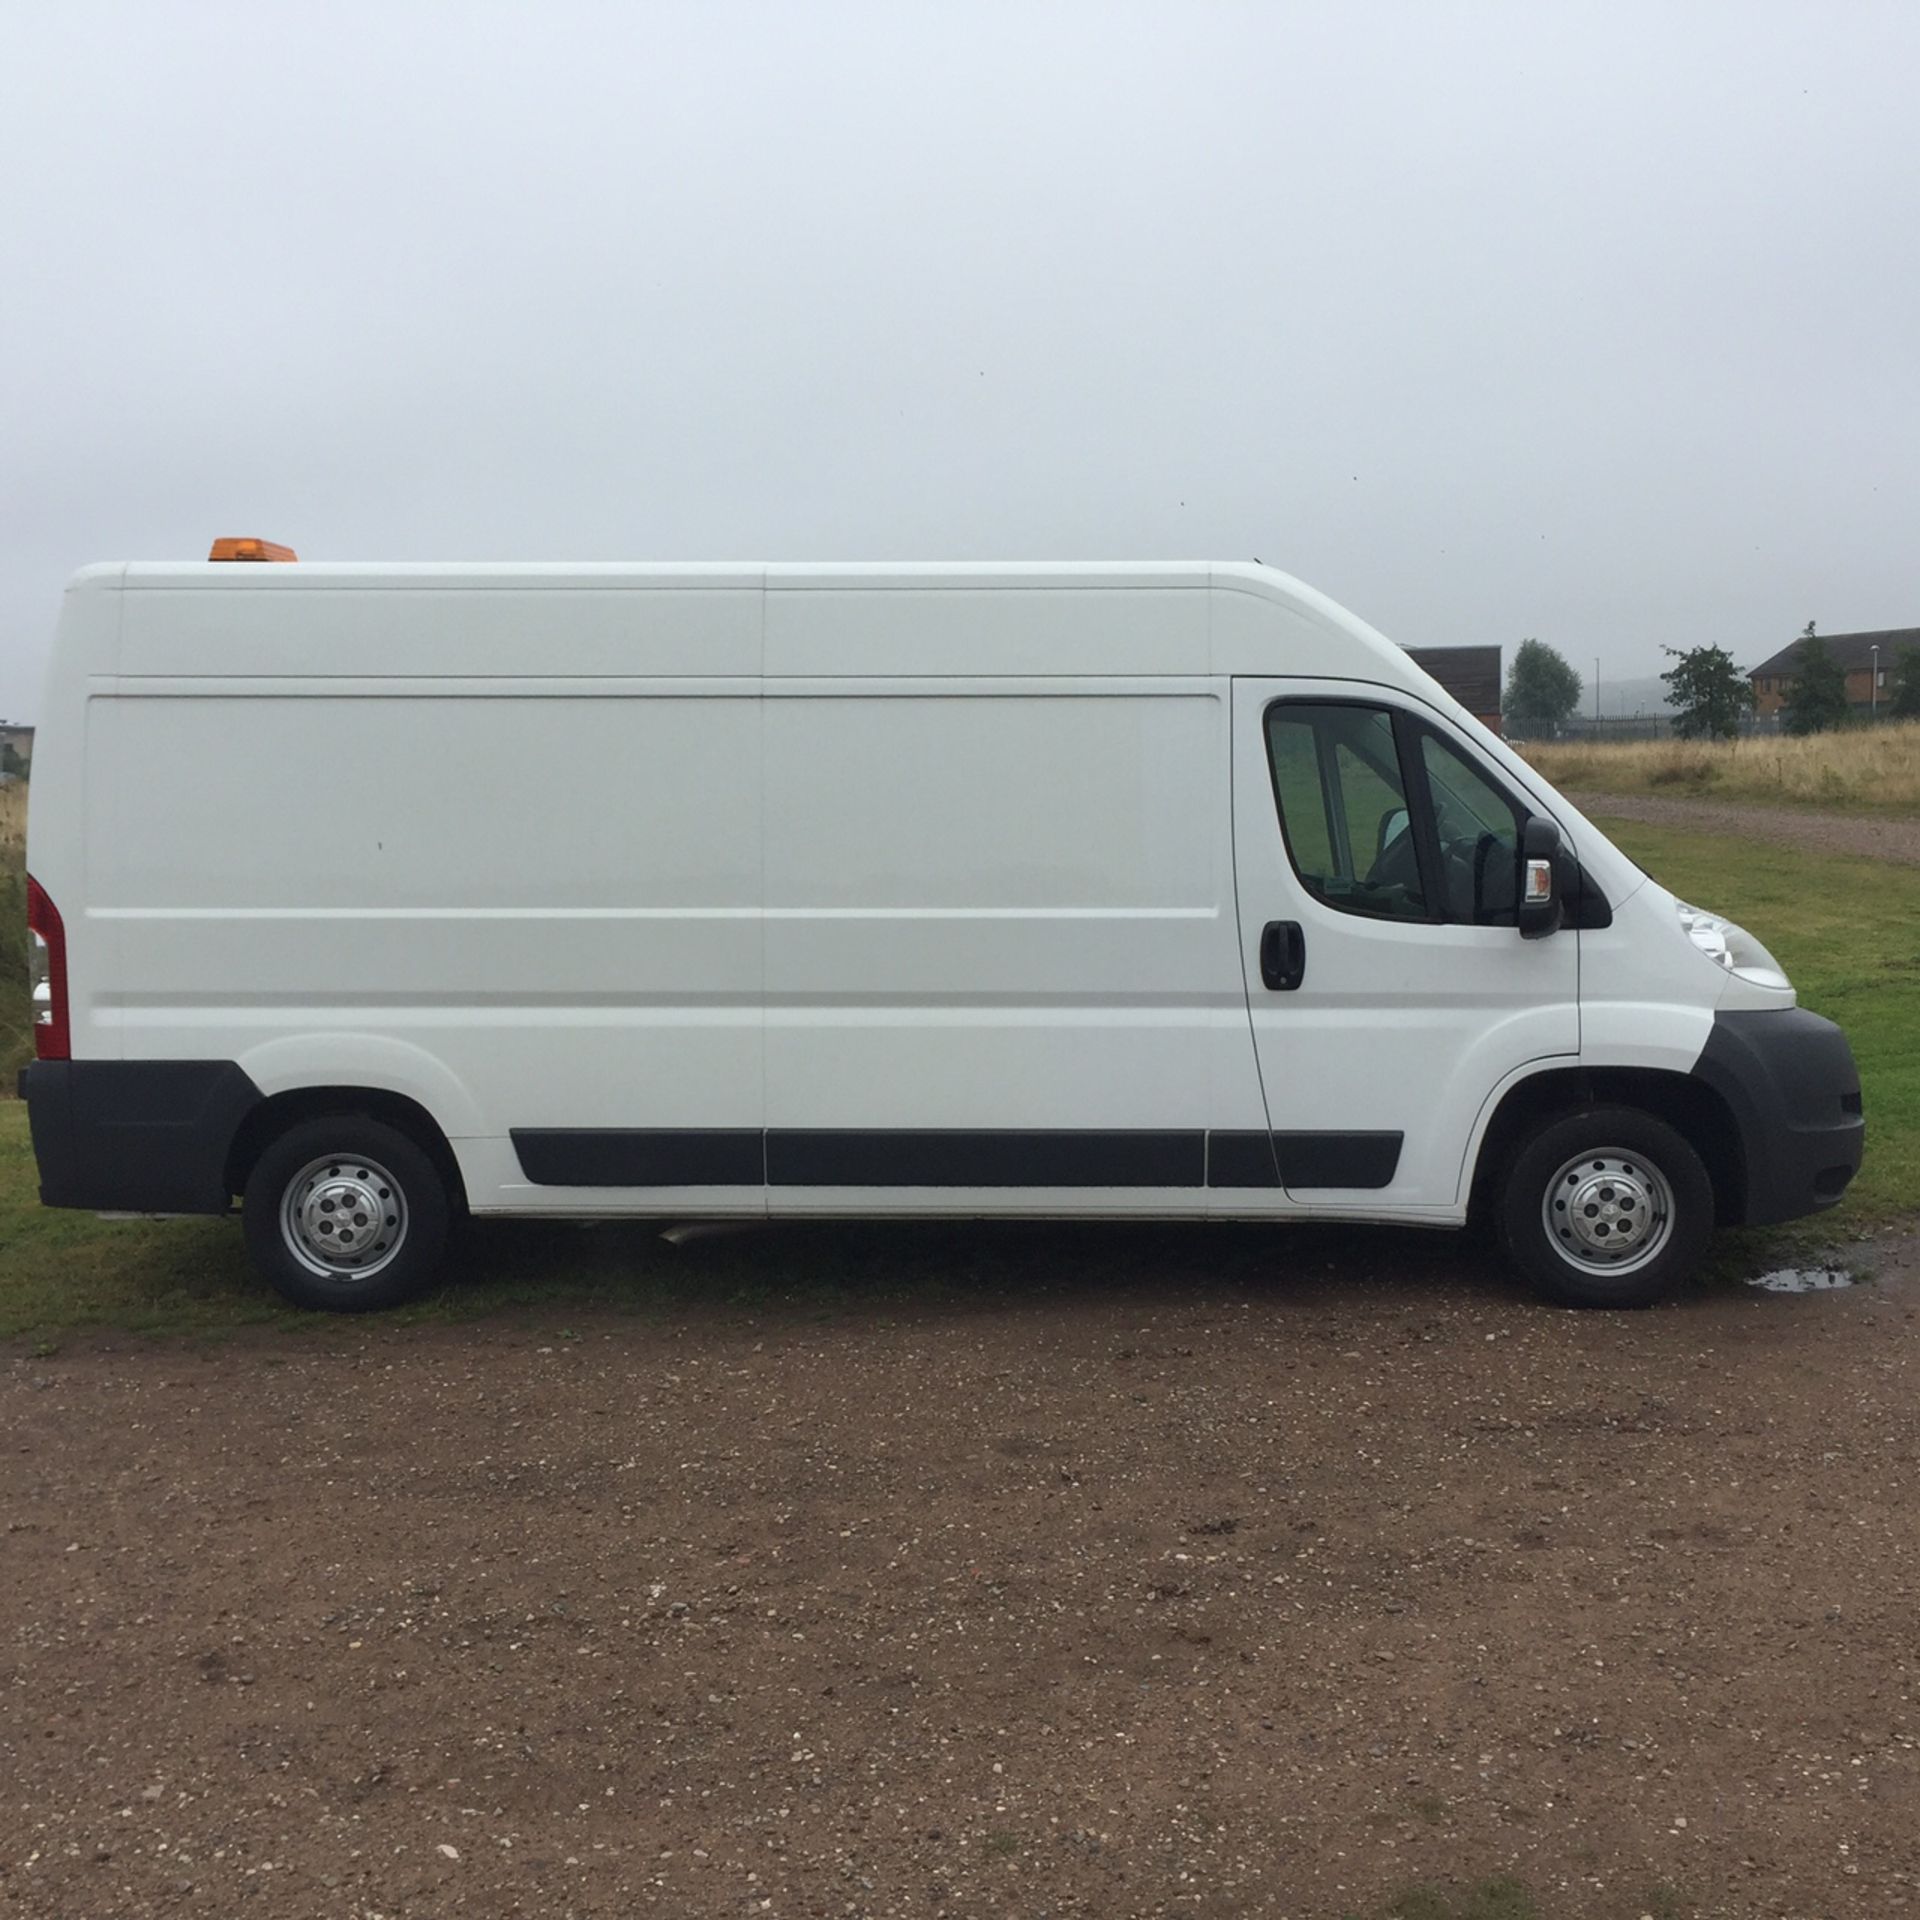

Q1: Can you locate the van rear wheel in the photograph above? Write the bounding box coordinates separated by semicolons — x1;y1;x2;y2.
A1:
1497;1105;1714;1308
243;1116;450;1312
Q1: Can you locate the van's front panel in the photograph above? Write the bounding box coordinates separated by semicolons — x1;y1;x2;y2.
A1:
1229;678;1580;1215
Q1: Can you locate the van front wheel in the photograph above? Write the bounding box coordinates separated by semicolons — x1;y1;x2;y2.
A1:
1497;1106;1714;1308
243;1117;450;1311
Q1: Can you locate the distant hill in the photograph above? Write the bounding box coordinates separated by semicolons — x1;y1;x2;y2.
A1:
1587;673;1670;719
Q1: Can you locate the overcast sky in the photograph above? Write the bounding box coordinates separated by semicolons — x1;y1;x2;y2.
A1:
2;0;1915;718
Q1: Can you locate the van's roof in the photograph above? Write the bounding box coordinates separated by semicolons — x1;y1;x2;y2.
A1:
79;557;1401;683
92;560;1252;593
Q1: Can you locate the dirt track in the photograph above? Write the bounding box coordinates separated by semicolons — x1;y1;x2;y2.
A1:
1570;792;1920;866
5;1218;1920;1920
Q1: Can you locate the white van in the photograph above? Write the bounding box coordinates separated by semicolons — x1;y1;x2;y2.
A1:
21;548;1861;1311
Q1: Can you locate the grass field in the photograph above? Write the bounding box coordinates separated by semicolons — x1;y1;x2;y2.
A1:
1521;720;1920;812
0;810;1910;1342
1593;817;1917;1221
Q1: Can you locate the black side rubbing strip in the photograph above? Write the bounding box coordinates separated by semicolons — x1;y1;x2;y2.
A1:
510;1127;1402;1191
767;1130;1205;1188
511;1129;764;1187
1205;1131;1283;1189
1207;1130;1402;1189
1273;1131;1402;1188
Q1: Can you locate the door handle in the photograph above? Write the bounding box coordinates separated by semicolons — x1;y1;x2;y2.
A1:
1260;920;1305;992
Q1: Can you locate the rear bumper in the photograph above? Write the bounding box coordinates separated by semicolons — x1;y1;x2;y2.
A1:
1692;1009;1864;1226
19;1060;261;1214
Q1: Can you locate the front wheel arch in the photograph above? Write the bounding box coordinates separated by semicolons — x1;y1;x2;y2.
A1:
1467;1065;1745;1229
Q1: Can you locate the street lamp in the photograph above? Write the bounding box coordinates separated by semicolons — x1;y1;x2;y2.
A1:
1872;644;1880;721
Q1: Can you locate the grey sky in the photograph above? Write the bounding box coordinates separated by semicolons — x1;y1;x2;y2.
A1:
3;0;1915;719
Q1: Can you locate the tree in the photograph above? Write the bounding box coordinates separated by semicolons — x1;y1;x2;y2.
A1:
1660;644;1753;740
1889;645;1920;721
1780;623;1851;736
1503;638;1583;736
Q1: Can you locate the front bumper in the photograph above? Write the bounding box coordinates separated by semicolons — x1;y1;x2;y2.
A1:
1692;1008;1864;1226
19;1059;261;1214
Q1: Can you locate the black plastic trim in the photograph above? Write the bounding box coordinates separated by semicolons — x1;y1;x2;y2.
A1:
1206;1130;1283;1188
1274;1130;1404;1188
1691;1008;1864;1225
1209;1129;1403;1189
1397;710;1452;922
511;1125;1402;1192
511;1129;763;1187
1564;859;1613;930
23;1059;262;1213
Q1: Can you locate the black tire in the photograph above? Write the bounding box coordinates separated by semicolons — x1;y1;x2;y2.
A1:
242;1116;451;1312
1497;1105;1714;1308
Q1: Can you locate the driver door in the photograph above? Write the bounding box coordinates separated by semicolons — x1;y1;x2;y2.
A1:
1228;680;1578;1212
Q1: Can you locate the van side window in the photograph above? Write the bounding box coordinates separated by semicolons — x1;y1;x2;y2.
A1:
1418;730;1523;925
1264;705;1428;921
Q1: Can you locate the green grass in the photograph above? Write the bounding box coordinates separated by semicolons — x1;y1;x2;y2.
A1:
1365;1880;1538;1920
0;816;1908;1342
1345;1882;1691;1920
0;864;28;1084
1592;816;1917;1223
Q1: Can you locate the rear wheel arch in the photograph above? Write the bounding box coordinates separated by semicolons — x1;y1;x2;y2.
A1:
1468;1065;1746;1228
223;1086;468;1213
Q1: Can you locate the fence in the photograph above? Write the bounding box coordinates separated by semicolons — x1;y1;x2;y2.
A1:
1538;706;1908;743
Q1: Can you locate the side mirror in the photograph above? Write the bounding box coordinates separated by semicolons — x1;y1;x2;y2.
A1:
1377;806;1409;857
1517;816;1564;940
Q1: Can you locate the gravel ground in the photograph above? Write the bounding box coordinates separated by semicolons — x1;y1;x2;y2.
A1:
5;1219;1920;1920
1569;792;1920;866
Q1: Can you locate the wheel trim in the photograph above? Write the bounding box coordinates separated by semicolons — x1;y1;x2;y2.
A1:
279;1154;410;1281
1541;1149;1676;1277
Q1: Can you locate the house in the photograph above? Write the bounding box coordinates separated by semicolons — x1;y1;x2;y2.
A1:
1750;628;1917;718
1405;646;1502;735
0;722;32;775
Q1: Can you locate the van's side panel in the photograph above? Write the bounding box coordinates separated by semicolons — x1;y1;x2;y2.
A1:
95;684;763;1171
760;663;1242;1215
119;572;764;679
100;583;772;1213
765;584;1210;677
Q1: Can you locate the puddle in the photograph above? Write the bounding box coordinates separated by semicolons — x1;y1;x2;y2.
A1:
1747;1267;1855;1294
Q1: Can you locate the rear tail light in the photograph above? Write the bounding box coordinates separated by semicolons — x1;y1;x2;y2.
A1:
26;874;69;1060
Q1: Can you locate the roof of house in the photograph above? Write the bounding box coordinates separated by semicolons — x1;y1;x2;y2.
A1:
1405;644;1502;714
1750;627;1920;679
